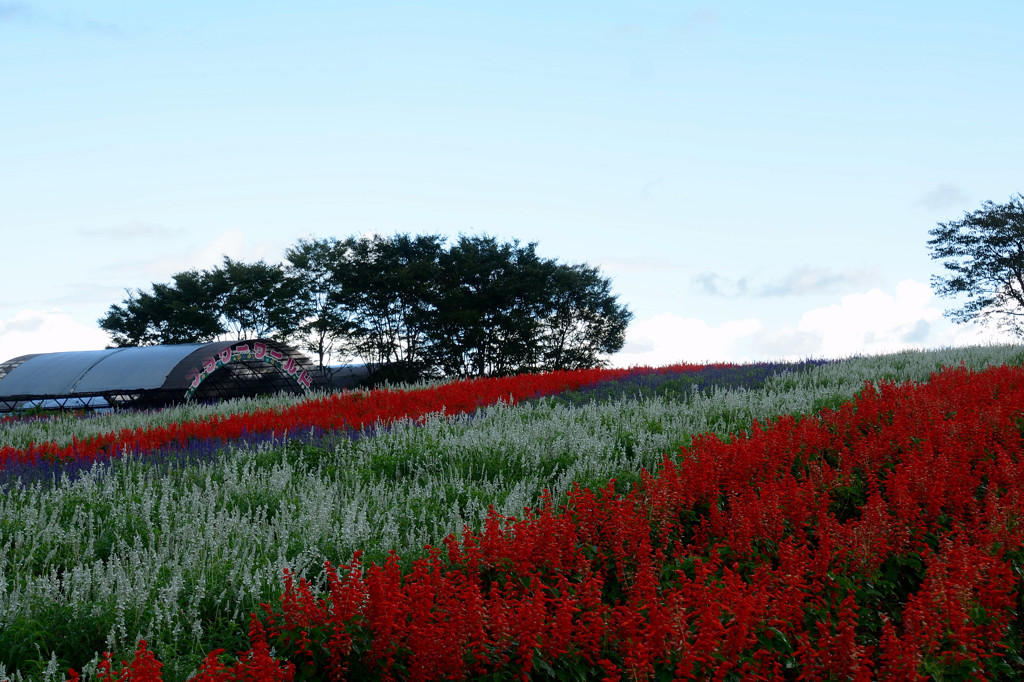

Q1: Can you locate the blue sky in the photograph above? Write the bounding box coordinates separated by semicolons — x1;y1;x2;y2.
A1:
2;1;1022;367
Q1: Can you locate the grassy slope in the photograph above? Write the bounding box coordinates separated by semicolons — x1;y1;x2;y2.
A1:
0;344;1022;681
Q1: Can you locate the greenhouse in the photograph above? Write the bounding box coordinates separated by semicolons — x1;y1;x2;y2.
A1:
0;339;335;412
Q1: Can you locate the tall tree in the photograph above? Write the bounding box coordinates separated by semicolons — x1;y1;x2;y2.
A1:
537;262;633;370
426;235;550;377
98;259;303;347
927;194;1024;336
211;256;304;341
160;269;227;343
98;269;225;346
98;289;160;347
284;237;357;369
332;233;444;378
98;233;634;378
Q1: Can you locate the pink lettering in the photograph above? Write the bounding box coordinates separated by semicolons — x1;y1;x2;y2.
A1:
283;357;298;375
254;342;266;359
203;358;216;374
298;370;311;388
219;348;232;365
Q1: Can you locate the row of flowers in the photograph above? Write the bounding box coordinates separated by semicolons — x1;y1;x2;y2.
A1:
0;365;722;472
68;362;1024;680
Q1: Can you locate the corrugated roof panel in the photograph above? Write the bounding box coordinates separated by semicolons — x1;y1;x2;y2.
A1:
0;340;332;410
0;354;39;383
72;343;209;393
0;344;209;397
0;349;126;396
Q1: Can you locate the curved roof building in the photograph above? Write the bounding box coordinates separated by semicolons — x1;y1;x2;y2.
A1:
0;339;331;412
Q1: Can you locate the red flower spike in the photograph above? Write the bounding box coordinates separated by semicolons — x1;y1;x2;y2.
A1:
62;362;1024;678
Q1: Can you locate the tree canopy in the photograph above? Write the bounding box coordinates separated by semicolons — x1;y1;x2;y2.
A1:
98;257;303;347
331;233;444;379
426;236;551;377
927;193;1024;336
99;234;633;381
283;237;357;369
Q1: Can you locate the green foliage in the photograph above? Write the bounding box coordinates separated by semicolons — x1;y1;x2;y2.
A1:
97;232;632;379
2;345;1024;680
97;256;306;347
928;193;1024;337
328;233;445;374
284;237;359;370
98;269;226;346
422;235;632;377
827;471;868;522
425;235;547;377
213;256;306;341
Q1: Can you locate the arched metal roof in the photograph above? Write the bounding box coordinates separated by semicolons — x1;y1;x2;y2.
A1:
0;339;329;412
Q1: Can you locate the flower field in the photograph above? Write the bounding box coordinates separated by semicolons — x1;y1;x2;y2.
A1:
3;345;1024;680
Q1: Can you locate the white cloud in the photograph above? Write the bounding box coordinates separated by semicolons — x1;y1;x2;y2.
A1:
916;183;971;210
640;177;663;199
793;280;940;357
693;266;882;298
613;313;763;366
792;279;1017;357
0;309;110;362
0;231;300;364
91;230;294;294
611;279;1019;367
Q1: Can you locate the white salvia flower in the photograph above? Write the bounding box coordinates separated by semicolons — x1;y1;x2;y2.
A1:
0;344;1022;679
41;651;61;681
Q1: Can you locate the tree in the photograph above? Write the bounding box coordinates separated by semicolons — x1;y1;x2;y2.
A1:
155;269;228;343
424;235;632;377
425;235;550;377
97;233;634;379
211;256;305;342
284;237;358;370
537;262;633;370
98;269;225;346
927;194;1024;336
98;258;303;347
332;233;444;380
98;289;159;347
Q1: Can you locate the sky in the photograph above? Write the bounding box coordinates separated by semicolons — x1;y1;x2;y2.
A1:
2;1;1023;368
